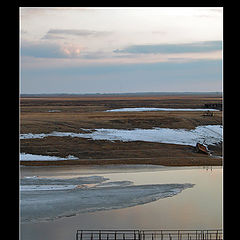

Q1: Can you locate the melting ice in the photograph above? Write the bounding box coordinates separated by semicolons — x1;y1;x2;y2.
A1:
20;175;194;222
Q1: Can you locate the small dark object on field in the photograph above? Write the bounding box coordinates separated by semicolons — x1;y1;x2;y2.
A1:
196;142;209;155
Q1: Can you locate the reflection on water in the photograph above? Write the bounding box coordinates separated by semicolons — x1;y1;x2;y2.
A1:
20;165;222;240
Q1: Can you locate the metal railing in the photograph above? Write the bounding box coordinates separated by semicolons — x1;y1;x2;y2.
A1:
76;230;223;240
139;230;223;240
76;230;141;240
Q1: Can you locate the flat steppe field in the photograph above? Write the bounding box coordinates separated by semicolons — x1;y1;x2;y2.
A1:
20;94;223;166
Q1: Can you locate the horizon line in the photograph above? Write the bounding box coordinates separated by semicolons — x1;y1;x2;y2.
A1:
20;91;223;96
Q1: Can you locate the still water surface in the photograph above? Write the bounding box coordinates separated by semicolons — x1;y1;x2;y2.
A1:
20;165;222;240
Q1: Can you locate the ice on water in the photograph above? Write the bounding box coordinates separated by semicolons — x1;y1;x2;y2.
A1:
20;175;194;222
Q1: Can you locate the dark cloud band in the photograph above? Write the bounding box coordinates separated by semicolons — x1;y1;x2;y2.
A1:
114;41;222;54
42;29;112;40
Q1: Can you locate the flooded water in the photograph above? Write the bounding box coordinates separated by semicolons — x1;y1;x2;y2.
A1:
20;165;222;240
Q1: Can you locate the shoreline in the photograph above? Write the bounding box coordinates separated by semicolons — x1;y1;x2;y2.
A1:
20;156;223;167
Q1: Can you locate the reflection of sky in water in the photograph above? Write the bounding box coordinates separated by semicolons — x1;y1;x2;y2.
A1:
21;166;222;240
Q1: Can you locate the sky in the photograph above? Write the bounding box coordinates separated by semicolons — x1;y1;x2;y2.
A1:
20;7;223;94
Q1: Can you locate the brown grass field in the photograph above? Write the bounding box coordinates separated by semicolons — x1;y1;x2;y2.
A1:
20;94;223;166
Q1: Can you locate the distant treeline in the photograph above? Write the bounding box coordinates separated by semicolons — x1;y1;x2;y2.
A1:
20;92;223;98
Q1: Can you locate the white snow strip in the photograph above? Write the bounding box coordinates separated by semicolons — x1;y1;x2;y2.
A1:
20;133;49;139
84;125;223;146
20;125;222;147
48;110;61;112
24;176;39;179
106;107;219;112
20;153;78;161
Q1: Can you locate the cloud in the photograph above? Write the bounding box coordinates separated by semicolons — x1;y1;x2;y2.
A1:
21;41;64;58
21;40;86;58
114;41;222;54
41;34;66;40
42;29;112;40
21;38;222;63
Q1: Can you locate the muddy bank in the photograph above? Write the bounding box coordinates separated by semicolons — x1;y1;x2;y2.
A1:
20;157;222;167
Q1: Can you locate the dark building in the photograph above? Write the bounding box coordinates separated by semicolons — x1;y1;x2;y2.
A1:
204;103;222;111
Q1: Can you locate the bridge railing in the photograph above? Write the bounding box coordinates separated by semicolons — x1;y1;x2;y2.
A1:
76;230;141;240
140;230;223;240
76;230;223;240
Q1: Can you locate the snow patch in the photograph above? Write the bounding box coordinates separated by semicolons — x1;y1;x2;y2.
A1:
106;107;219;112
20;153;78;161
48;110;61;112
20;125;223;147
